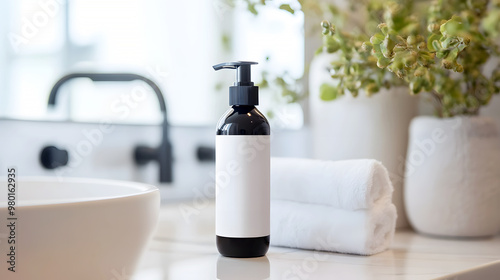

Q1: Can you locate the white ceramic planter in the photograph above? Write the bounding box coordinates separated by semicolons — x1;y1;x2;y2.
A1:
309;53;418;228
405;116;500;237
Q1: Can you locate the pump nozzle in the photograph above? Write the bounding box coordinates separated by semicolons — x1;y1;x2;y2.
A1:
213;61;257;86
213;61;259;106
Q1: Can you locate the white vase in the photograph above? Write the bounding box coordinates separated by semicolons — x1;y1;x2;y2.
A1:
405;116;500;237
309;53;418;228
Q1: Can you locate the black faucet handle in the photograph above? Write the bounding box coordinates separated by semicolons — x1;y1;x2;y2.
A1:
196;146;215;162
134;146;158;164
40;146;69;169
134;141;173;183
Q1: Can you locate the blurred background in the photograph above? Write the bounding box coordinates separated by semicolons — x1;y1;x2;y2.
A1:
0;0;305;127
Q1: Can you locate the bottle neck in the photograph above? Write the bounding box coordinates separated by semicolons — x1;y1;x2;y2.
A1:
231;105;255;113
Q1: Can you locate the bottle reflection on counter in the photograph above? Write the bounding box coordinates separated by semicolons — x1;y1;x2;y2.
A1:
216;256;270;280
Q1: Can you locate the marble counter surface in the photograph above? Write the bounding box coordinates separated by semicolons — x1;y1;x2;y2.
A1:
132;202;500;280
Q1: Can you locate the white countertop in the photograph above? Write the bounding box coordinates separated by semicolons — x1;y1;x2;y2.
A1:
133;202;500;280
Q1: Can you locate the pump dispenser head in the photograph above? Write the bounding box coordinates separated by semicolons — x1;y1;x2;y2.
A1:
213;61;259;106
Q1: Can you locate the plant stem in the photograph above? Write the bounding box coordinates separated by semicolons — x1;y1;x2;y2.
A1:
429;90;444;117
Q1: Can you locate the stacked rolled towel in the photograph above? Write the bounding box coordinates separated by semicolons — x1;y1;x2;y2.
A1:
270;157;397;255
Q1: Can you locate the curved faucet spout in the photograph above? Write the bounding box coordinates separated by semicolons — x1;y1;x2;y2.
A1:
47;72;173;183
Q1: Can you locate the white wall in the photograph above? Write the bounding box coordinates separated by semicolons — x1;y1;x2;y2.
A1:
0;1;11;117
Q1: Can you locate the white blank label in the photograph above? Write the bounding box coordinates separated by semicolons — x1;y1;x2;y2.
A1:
216;135;270;238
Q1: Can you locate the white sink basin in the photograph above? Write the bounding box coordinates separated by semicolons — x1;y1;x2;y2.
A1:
0;177;160;280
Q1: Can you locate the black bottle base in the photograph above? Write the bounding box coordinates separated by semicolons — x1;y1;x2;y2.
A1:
216;235;270;258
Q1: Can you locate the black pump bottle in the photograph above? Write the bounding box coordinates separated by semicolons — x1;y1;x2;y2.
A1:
213;61;270;258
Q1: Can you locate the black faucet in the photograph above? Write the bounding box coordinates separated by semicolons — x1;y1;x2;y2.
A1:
47;73;173;183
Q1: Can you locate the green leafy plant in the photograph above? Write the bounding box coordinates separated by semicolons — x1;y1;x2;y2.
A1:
237;0;392;104
319;20;394;100
320;0;500;117
316;1;411;102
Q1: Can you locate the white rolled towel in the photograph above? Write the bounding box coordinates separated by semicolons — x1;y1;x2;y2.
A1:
271;200;397;255
271;158;393;210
